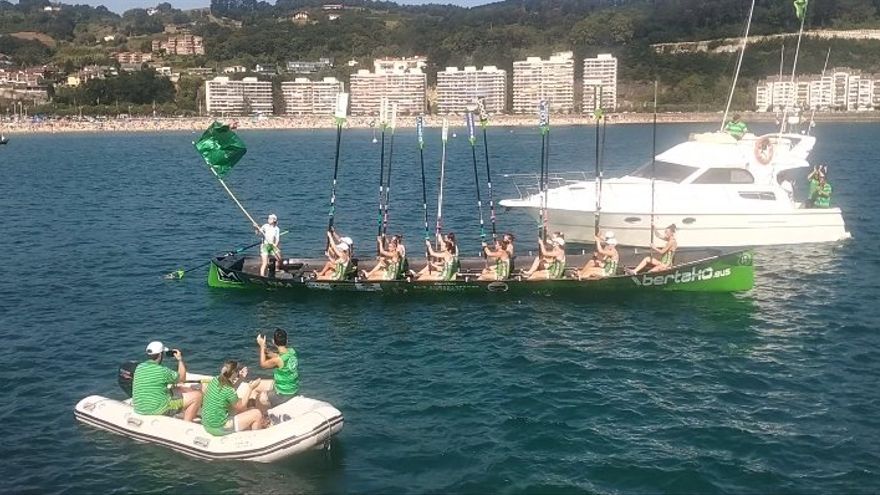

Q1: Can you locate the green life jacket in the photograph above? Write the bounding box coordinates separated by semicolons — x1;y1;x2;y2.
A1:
814;183;832;208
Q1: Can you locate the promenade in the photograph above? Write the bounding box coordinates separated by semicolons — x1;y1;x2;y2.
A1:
2;111;879;134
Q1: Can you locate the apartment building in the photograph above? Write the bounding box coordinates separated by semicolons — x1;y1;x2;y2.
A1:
205;76;273;115
286;58;333;74
756;68;876;112
115;52;152;64
152;34;205;56
349;68;426;115
582;53;618;112
435;66;506;115
281;77;344;115
512;51;574;114
373;56;427;74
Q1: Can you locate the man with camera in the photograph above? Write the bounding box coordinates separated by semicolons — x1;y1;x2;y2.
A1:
132;341;203;422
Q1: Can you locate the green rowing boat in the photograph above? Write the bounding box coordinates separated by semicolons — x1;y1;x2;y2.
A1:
207;249;754;294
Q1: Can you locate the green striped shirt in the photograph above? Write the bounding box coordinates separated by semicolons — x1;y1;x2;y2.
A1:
274;349;300;396
132;360;178;415
200;377;239;431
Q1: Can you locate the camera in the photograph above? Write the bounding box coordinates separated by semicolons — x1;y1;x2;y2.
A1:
164;349;176;358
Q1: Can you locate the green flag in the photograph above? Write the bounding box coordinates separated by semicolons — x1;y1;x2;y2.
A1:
194;121;247;178
793;0;808;20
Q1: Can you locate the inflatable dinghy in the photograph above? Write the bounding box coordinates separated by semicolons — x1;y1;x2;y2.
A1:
75;372;343;462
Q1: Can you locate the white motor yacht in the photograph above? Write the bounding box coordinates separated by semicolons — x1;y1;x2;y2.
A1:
499;131;850;248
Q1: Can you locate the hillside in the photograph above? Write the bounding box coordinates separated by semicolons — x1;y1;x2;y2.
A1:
1;0;880;113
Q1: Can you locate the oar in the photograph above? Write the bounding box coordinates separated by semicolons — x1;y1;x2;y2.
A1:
537;100;550;241
593;87;603;237
650;80;658;249
375;98;389;253
417;115;430;264
381;103;398;239
467;111;486;252
435;118;449;247
164;230;289;280
477;98;497;241
327;93;349;246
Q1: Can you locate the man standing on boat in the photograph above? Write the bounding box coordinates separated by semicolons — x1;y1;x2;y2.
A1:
132;341;203;422
258;214;282;277
724;114;748;140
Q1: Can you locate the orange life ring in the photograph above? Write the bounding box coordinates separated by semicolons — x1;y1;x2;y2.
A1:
754;136;774;165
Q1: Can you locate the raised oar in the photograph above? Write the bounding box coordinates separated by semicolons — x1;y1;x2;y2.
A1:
327;93;349;246
650;80;658;248
381;103;398;239
164;230;289;280
477;98;497;241
375;97;389;250
593;87;604;237
416;115;430;262
467;111;486;250
435;118;449;247
537;100;550;241
193;121;258;231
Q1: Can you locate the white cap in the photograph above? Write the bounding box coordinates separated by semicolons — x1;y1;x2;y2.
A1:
268;214;277;222
604;230;615;240
553;236;566;246
607;237;618;246
340;236;353;245
336;242;350;251
146;341;168;356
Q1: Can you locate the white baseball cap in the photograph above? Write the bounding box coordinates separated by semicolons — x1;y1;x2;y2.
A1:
604;230;616;240
553;236;566;246
146;341;168;356
336;242;350;251
268;214;277;222
340;236;353;245
607;237;618;246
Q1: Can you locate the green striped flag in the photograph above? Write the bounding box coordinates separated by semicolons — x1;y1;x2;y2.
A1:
793;0;808;20
194;121;247;178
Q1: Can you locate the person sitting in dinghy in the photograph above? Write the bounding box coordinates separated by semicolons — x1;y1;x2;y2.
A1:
244;329;300;411
132;341;203;423
478;237;511;281
627;224;678;274
524;234;566;280
201;360;268;436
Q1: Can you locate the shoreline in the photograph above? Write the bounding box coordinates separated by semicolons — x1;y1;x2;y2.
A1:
2;111;880;135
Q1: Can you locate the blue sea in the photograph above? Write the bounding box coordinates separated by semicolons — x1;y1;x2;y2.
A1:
0;122;877;494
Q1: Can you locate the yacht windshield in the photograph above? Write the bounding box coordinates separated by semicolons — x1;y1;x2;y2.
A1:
630;161;697;183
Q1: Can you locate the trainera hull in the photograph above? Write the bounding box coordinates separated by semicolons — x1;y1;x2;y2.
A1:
207;250;755;294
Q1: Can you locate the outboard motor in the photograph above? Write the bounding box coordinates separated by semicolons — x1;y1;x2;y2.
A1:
118;361;139;398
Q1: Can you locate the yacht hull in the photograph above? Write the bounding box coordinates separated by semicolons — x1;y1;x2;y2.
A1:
504;204;850;248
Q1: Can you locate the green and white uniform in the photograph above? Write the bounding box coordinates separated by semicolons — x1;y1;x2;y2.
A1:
440;257;458;281
132;360;179;415
603;258;618;277
274;349;300;396
260;223;280;255
725;120;747;140
660;249;675;266
383;258;401;280
548;258;565;279
332;258;350;280
495;258;511;279
201;377;239;436
814;182;832;208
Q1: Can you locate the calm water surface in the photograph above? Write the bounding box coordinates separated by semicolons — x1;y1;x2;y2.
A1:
0;122;877;494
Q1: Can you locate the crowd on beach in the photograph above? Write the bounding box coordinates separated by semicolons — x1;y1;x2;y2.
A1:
2;111;877;135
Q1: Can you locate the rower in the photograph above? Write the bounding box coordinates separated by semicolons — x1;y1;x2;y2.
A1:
502;233;516;272
627;224;678;274
413;232;458;278
578;231;619;279
363;235;404;281
417;239;458;281
524;233;566;280
315;231;353;280
478;237;511;281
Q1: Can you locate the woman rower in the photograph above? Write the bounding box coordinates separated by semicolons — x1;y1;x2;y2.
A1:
315;231;352;280
627;224;678;274
478;237;511;281
417;239;458;281
413;232;458;278
578;231;619;279
363;235;404;281
524;234;566;280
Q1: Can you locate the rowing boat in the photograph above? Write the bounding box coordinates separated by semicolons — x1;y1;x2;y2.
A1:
207;249;754;294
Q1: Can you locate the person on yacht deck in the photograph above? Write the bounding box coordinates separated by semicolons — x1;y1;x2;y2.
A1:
724;114;748;140
627;224;678;274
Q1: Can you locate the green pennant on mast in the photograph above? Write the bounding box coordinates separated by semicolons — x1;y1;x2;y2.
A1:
793;0;808;20
194;121;247;178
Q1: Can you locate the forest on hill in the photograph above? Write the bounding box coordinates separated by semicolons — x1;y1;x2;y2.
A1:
2;0;880;113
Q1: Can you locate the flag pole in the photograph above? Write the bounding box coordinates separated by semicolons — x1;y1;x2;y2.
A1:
209;168;260;230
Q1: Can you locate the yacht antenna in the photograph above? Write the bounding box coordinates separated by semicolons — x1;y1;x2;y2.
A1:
720;0;756;131
807;48;832;136
780;2;809;133
650;81;658;249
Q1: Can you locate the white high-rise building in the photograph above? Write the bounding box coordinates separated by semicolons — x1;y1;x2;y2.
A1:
808;76;833;110
755;84;771;112
755;69;876;112
512;51;574;114
436;66;506;115
831;69;849;109
582;53;618;112
373;56;428;74
205;76;273;115
281;77;344;115
349;68;426;115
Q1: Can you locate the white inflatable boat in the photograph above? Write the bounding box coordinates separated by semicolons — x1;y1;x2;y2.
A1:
75;374;344;463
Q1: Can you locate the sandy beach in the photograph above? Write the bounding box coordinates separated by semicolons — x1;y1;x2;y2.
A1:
2;111;879;134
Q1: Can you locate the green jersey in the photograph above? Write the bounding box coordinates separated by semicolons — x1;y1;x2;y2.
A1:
201;377;239;434
132;360;178;415
725;120;747;140
274;349;300;396
814;182;832;208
